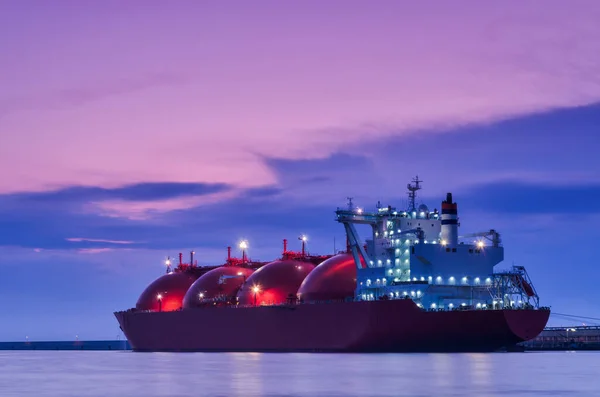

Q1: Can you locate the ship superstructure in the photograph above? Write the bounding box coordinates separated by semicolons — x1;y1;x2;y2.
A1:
337;176;539;310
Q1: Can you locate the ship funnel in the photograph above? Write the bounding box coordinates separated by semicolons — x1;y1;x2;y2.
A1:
441;192;458;246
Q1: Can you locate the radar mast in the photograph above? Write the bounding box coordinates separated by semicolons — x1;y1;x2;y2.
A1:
407;175;422;212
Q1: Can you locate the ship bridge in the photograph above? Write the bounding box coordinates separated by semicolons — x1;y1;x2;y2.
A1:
336;176;540;311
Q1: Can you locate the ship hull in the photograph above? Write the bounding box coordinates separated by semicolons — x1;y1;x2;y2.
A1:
115;300;549;353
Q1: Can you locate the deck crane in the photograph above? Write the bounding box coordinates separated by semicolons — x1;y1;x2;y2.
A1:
460;229;501;247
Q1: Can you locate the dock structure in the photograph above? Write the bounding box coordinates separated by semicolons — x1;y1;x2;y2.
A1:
521;326;600;350
0;340;131;351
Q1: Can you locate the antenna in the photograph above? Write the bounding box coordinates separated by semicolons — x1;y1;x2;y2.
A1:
346;197;354;211
299;235;307;256
407;175;423;211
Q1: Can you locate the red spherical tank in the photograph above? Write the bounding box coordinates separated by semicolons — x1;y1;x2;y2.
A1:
136;271;199;312
297;254;358;302
236;260;315;306
182;266;254;308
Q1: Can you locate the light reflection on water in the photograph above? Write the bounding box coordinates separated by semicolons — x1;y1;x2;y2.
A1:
0;351;598;397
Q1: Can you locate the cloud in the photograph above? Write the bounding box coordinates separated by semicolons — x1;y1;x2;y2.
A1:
85;188;242;220
76;247;124;254
460;181;600;215
66;238;135;244
0;73;190;118
15;182;230;203
2;2;600;194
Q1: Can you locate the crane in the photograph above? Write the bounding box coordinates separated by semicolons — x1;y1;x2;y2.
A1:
459;229;501;247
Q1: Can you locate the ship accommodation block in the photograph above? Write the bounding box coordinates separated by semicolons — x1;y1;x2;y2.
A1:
338;184;536;311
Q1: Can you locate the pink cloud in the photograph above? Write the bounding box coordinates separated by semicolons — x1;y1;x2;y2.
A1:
84;189;242;219
66;238;135;244
1;1;599;194
77;248;120;254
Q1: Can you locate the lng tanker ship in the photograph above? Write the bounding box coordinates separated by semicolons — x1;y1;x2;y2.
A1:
115;177;550;352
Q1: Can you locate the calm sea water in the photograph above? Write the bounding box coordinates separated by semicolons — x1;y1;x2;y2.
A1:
0;351;598;397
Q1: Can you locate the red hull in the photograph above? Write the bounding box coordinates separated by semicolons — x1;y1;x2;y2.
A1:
115;300;549;352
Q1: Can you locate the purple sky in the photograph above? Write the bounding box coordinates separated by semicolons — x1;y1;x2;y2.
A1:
1;1;600;340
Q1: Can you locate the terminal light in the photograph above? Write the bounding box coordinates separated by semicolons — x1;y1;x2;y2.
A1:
239;240;248;250
477;241;485;248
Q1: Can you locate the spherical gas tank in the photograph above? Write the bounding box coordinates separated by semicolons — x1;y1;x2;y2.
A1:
297;254;358;302
236;260;315;306
136;271;198;312
183;266;254;308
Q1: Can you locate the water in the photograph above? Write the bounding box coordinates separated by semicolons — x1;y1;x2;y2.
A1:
0;351;598;397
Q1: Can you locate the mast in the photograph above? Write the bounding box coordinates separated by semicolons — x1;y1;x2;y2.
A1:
407;175;422;212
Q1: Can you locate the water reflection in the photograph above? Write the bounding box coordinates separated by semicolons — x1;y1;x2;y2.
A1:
0;351;599;397
230;353;263;397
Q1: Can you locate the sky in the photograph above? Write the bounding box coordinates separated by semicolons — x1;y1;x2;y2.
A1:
1;0;600;340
